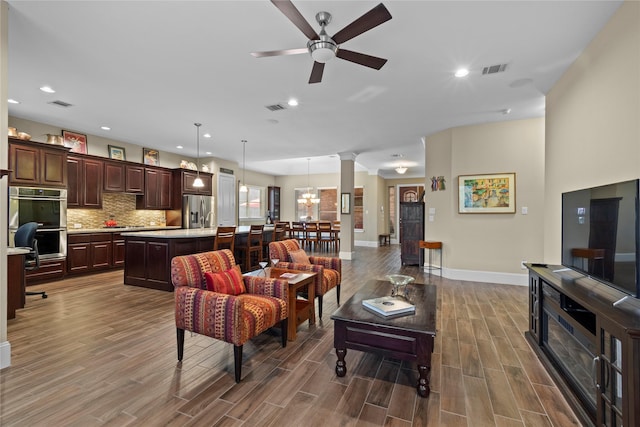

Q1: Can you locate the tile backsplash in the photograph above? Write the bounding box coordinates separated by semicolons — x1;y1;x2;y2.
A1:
67;193;167;229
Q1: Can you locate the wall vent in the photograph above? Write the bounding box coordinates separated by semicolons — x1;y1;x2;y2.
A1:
265;104;286;112
48;100;73;108
482;63;508;75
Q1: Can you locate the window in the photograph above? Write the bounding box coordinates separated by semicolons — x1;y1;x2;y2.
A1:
319;188;338;221
295;188;318;221
239;185;265;219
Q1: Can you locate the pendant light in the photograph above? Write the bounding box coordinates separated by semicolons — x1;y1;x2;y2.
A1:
239;140;248;193
297;158;320;206
192;123;204;188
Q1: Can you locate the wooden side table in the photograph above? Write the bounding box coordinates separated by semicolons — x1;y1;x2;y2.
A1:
419;241;442;276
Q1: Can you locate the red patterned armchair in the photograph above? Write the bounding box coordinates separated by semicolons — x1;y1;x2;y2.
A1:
171;249;288;382
269;239;341;318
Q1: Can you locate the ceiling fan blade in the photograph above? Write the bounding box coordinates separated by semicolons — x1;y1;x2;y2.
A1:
271;0;319;40
336;49;387;70
332;3;392;45
251;48;308;58
309;62;325;84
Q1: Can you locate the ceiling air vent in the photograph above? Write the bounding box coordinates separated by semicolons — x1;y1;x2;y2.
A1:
265;103;286;112
482;63;508;75
48;100;73;108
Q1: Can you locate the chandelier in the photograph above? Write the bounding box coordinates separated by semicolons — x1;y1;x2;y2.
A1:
297;158;320;207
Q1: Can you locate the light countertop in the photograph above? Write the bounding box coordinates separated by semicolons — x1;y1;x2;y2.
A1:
8;247;30;255
120;225;273;238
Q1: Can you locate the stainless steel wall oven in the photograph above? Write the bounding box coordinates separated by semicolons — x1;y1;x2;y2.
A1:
9;187;67;259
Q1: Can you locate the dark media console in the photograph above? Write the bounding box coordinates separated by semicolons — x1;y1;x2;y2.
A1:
526;264;640;427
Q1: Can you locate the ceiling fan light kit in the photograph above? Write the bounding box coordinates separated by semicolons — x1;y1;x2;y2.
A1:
253;1;392;83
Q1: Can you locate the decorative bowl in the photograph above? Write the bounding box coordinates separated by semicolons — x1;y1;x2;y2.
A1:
8;127;17;137
387;274;414;298
17;132;31;141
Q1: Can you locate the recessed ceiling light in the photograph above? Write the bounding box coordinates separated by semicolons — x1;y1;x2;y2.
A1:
176;145;183;149
101;126;111;131
205;151;212;155
454;68;469;78
501;108;512;115
203;133;211;138
40;86;56;93
288;98;299;107
8;99;20;104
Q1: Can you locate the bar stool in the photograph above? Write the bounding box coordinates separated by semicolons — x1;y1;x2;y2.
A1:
238;225;264;272
419;240;442;276
214;226;236;253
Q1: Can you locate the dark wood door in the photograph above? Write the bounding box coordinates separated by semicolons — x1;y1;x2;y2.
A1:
67;242;91;273
67;156;81;208
126;165;145;193
9;143;39;185
40;147;67;187
158;170;173;209
82;158;103;208
400;202;425;266
104;161;125;192
112;236;125;267
91;240;112;269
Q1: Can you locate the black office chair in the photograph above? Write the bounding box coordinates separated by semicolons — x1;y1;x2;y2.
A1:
14;222;47;299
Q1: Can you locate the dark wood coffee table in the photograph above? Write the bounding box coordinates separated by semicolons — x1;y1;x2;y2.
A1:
330;279;437;397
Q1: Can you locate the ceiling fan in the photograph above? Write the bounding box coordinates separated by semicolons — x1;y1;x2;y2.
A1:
251;0;392;84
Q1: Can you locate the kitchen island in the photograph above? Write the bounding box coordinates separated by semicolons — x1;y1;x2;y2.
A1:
121;226;273;291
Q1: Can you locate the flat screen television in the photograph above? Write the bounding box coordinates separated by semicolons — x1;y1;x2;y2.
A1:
561;179;640;298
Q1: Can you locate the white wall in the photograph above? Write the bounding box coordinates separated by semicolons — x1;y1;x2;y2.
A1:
425;118;546;284
544;0;640;264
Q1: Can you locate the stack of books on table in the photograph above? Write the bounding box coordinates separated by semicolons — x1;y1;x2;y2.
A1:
362;296;415;318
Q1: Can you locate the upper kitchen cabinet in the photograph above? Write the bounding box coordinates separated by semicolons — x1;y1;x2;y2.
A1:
9;138;68;188
174;169;213;196
104;160;144;194
67;155;103;208
137;167;172;209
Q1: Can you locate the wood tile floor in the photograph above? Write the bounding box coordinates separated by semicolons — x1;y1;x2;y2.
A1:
1;245;581;426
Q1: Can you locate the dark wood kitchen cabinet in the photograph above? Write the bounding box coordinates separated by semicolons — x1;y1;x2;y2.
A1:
67;233;113;274
67;155;103;208
104;161;145;194
137;167;172;209
8;138;68;188
400;202;425;266
175;169;213;196
112;233;125;267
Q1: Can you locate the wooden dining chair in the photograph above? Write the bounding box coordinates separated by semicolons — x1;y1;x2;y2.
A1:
317;221;334;252
290;221;306;246
305;222;319;251
331;220;340;252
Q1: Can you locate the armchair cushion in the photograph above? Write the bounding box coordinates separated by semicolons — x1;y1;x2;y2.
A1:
289;249;310;265
205;265;245;295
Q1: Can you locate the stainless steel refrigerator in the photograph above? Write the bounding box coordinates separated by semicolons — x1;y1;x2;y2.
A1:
182;195;214;229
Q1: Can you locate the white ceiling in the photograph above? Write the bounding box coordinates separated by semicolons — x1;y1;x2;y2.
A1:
6;0;622;178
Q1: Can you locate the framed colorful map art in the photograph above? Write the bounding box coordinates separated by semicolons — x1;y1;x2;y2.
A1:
458;173;516;214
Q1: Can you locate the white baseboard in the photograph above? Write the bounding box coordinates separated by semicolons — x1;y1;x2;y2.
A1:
0;340;11;369
355;240;379;248
438;267;528;286
339;251;355;260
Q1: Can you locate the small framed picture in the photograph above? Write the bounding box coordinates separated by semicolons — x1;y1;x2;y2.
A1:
341;192;351;214
108;145;126;160
62;130;88;154
143;148;159;166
